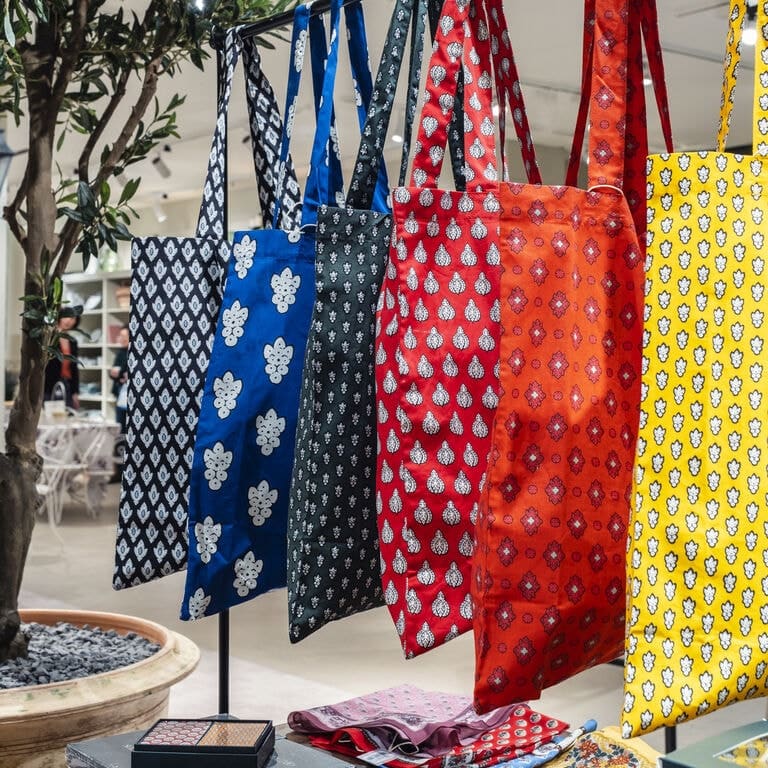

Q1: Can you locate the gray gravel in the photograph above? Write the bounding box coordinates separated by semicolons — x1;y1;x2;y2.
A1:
0;621;160;689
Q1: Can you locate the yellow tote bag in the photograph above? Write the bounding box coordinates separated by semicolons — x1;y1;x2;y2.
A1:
623;0;768;737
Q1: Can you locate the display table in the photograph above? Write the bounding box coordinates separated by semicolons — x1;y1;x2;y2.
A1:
64;723;661;768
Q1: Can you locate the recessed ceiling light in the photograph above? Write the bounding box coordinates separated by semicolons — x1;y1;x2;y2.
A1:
391;134;403;144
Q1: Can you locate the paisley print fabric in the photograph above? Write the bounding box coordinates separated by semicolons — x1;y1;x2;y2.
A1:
375;0;540;657
623;0;768;736
472;0;668;711
113;29;300;588
306;704;569;768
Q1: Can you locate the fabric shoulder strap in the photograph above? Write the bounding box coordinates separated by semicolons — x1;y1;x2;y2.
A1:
717;0;768;155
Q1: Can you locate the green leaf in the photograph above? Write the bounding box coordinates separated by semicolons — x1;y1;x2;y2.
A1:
118;177;140;205
51;276;63;306
114;221;131;240
4;9;15;47
77;181;98;218
61;208;87;223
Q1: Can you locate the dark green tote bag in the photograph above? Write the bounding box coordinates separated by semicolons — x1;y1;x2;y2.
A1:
286;0;467;642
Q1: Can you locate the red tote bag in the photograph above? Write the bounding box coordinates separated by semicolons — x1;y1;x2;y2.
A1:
375;0;540;657
472;0;672;711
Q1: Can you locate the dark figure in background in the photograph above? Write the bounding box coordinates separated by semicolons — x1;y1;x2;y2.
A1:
43;315;80;409
109;324;129;483
109;324;129;432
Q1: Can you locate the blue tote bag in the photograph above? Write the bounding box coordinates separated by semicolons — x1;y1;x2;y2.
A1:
181;0;388;620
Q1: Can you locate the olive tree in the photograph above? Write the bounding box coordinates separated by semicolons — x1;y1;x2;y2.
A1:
0;0;288;661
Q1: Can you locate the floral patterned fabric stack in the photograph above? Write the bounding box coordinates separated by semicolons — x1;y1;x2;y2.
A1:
305;702;570;768
288;684;531;756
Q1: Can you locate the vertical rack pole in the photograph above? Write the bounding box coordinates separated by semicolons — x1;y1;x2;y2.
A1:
215;40;231;718
219;609;230;714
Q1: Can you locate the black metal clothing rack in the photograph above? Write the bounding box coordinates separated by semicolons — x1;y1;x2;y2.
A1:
210;0;365;717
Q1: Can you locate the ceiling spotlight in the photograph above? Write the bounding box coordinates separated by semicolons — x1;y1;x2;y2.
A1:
152;155;171;179
492;103;501;117
153;200;168;223
391;134;403;144
643;76;653;88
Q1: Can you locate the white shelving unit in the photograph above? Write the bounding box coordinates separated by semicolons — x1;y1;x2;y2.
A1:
62;269;131;419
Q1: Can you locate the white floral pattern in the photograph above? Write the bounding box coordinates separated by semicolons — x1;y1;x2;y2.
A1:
188;587;211;619
233;551;263;597
213;371;242;419
271;267;301;313
222;300;248;347
203;441;232;490
255;408;285;456
194;516;221;564
248;480;278;526
263;337;294;384
233;235;257;279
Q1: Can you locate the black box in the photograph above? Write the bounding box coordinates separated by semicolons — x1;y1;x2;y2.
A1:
130;719;274;768
660;720;768;768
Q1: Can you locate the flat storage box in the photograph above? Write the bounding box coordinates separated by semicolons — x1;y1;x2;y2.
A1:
660;720;768;768
130;719;275;768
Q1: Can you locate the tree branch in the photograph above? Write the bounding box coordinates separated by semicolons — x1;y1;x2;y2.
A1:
54;52;163;278
77;65;131;180
47;0;89;129
4;204;27;251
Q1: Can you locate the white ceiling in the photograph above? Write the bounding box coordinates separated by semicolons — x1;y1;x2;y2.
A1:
4;0;756;213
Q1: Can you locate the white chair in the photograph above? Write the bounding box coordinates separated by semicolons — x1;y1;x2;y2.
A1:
36;422;88;525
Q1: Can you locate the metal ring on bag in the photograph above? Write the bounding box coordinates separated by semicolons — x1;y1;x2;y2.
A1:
587;183;625;197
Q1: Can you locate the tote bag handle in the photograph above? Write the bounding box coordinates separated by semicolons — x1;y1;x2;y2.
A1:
717;0;768;154
409;0;537;190
196;28;301;238
484;0;542;185
242;40;303;232
348;0;472;210
565;0;673;189
271;4;346;230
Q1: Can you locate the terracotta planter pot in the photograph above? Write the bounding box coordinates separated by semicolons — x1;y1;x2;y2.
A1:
0;609;200;768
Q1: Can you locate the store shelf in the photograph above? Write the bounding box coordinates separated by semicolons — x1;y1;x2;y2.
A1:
63;269;131;418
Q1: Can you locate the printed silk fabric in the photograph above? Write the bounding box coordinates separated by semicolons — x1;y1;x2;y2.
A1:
472;0;668;711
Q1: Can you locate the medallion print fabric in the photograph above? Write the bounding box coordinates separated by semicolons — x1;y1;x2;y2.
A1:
307;704;569;768
113;29;300;589
623;0;768;736
288;684;526;754
182;0;385;619
287;0;447;643
375;0;541;657
472;0;667;711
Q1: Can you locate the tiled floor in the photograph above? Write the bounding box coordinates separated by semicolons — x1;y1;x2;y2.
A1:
19;485;766;756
